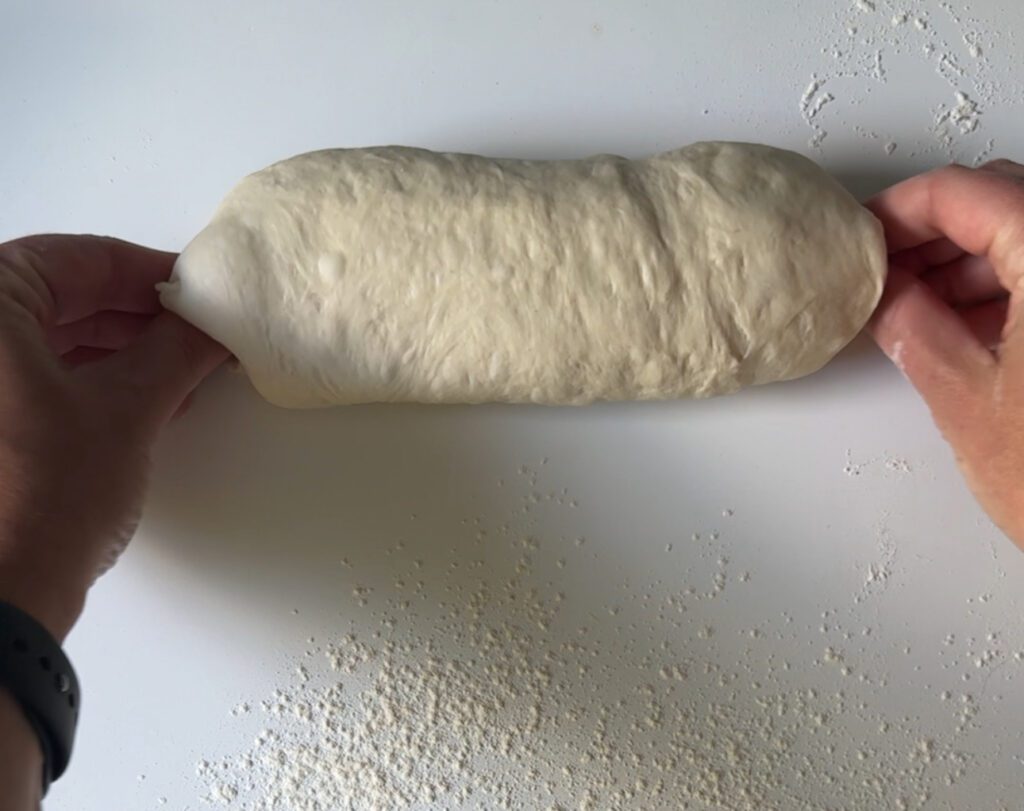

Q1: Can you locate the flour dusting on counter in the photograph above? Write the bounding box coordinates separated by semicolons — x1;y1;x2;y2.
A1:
190;461;1022;810
796;0;1022;164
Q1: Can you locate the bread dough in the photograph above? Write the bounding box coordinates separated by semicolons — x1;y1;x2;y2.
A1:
159;142;886;407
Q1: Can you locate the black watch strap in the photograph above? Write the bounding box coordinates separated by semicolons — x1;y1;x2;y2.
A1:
0;601;80;794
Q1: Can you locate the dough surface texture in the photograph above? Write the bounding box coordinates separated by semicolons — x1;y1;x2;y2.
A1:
160;142;886;407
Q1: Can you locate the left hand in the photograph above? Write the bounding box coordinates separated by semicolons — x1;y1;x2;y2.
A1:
0;235;227;641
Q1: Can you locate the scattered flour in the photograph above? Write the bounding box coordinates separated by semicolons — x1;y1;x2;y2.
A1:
188;463;1007;809
799;75;836;148
843;448;915;477
856;523;898;604
795;0;1021;164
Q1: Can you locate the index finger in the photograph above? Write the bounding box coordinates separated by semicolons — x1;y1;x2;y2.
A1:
867;164;1024;291
0;235;175;326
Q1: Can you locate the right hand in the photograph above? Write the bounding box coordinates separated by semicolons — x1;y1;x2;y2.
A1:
867;160;1024;548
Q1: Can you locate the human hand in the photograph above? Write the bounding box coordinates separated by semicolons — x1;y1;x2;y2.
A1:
0;236;227;641
868;160;1024;547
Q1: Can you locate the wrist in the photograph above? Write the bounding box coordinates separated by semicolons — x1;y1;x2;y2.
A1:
0;559;86;643
0;600;83;797
0;687;44;809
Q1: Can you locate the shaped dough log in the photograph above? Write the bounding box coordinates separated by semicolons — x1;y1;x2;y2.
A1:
159;142;886;407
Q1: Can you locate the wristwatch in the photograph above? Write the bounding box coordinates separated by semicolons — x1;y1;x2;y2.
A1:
0;601;80;794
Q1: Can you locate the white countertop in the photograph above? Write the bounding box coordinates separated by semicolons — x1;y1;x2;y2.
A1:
3;1;1024;808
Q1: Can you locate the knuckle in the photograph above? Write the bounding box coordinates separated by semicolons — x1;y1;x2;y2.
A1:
979;158;1023;173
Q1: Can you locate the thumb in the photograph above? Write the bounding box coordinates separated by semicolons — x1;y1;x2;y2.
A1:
869;266;996;441
87;312;229;432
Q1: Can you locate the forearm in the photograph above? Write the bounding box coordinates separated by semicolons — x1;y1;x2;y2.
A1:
0;687;42;811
